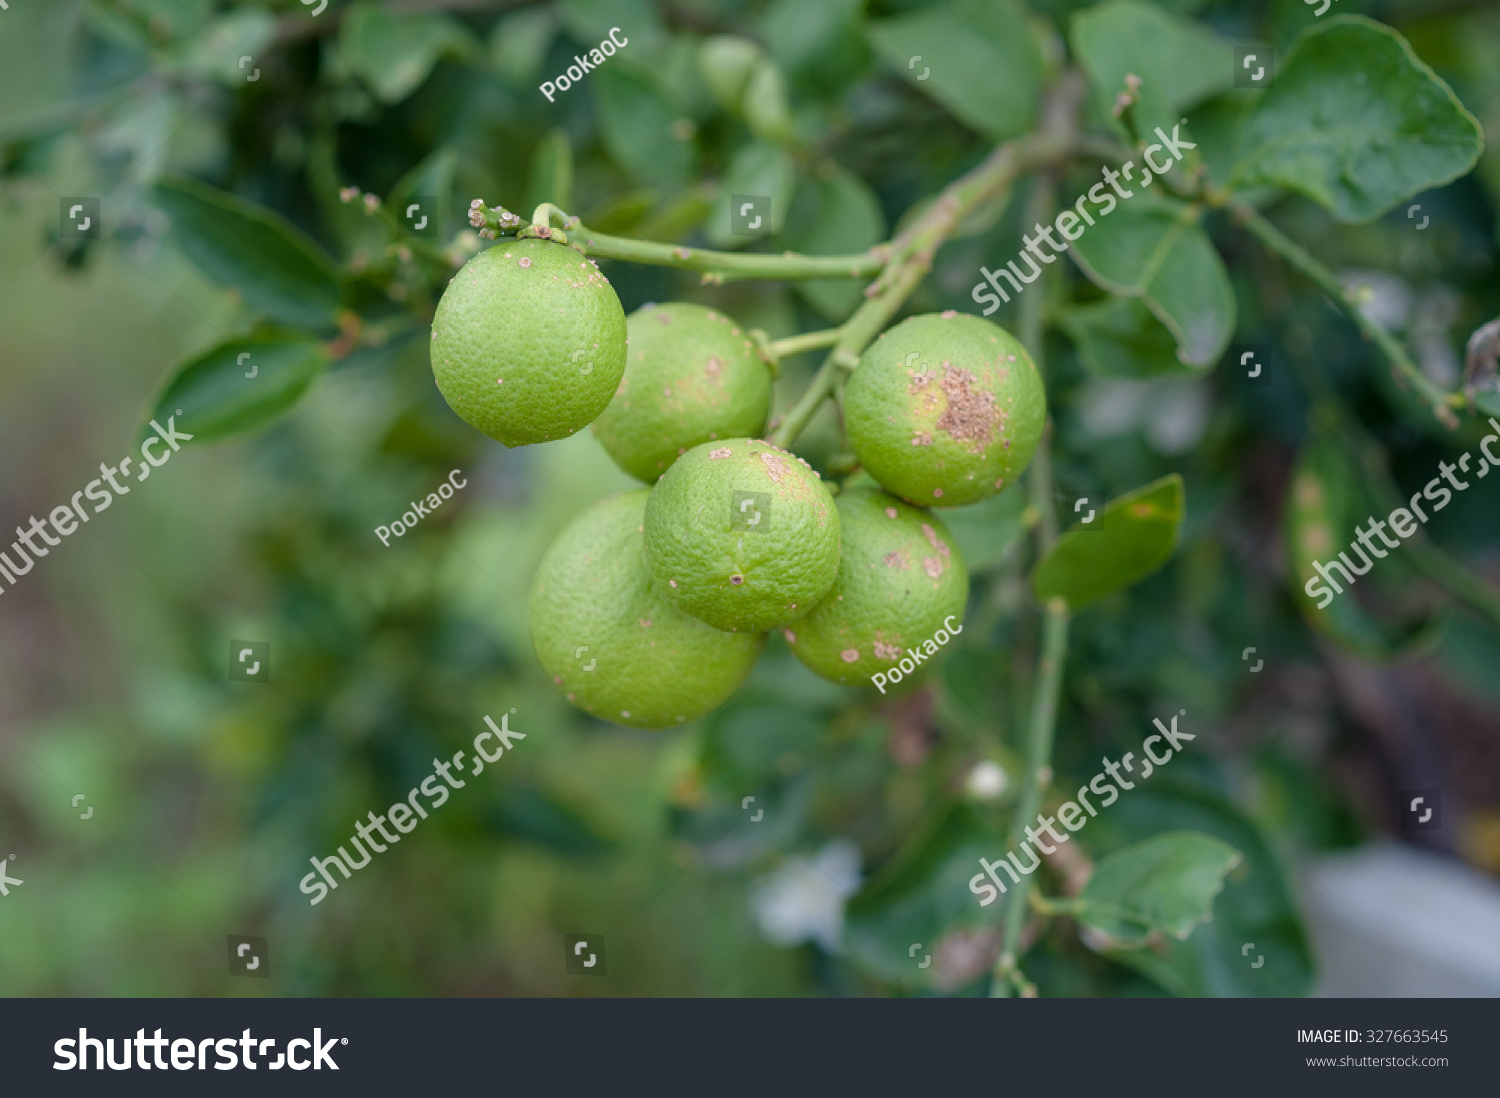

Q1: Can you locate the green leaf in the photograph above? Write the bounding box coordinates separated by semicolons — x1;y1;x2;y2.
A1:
1032;474;1184;610
558;0;666;63
152;177;342;331
934;487;1027;573
1060;296;1198;379
866;0;1041;141
1072;831;1241;948
1067;196;1234;368
340;1;471;105
707;142;794;247
698;35;763;112
760;0;869;95
490;8;558;88
1089;778;1315;996
146;336;328;443
1229;17;1484;224
844;803;1006;985
524;129;574;216
743;57;794;145
1070;0;1232;140
1285;434;1448;660
591;66;693;188
778;166;884;320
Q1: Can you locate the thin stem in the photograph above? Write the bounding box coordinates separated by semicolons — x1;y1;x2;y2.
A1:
992;176;1071;999
770;328;845;359
1232;199;1464;428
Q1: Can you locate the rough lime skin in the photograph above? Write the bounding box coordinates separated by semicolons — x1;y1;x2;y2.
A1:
785;487;968;685
844;313;1046;507
643;438;841;633
593;303;773;483
430;238;627;447
530;490;763;729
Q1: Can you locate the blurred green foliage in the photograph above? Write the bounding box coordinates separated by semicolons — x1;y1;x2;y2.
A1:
1;0;1499;999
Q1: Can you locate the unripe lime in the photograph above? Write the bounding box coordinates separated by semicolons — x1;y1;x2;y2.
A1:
643;438;840;632
592;303;773;483
844;313;1046;507
430;238;627;447
530;490;764;729
784;487;967;685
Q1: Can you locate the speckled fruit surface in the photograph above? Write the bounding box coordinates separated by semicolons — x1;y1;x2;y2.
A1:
430;238;627;447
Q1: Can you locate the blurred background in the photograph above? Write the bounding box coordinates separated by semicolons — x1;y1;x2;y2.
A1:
1;0;1499;997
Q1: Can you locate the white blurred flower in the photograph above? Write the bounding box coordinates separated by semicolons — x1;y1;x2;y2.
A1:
750;840;862;951
964;759;1008;800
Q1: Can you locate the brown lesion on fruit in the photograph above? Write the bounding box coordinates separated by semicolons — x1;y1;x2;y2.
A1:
923;556;944;580
841;648;860;663
783;629;796;644
884;548;911;570
730;574;745;586
934;365;1003;454
639;618;653;629
705;355;723;378
872;638;902;660
911;432;932;447
709;447;733;459
921;523;951;559
759;451;790;484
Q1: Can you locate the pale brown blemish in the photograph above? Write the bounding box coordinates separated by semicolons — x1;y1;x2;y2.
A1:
639;618;653;629
995;478;1005;490
730;574;745;586
933;488;944;498
933;364;1001;453
921;523;950;558
885;507;898;519
669;579;678;587
941;309;957;318
706;356;723;378
911;432;933;447
840;649;860;663
872;640;902;660
923;556;943;580
519;257;532;268
784;629;796;644
884;548;911;570
759;451;790;484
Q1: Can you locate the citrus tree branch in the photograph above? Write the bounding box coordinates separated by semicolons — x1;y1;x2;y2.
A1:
1231;199;1465;429
992;174;1070;999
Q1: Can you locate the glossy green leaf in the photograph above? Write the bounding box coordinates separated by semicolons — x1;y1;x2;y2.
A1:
340;1;471;105
1229;17;1484;224
1090;778;1315;997
1285;435;1447;660
1067;196;1234;368
844;803;1006;985
1060;296;1197;379
1032;475;1184;610
866;0;1041;141
778;166;884;320
146;336;328;443
1070;0;1231;140
152;177;342;330
760;0;868;95
591;66;693;188
1072;831;1241;948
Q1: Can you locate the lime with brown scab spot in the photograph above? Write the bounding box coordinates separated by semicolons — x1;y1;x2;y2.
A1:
844;312;1045;507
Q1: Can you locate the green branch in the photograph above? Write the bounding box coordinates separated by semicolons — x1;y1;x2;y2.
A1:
992;175;1071;999
1232;199;1465;429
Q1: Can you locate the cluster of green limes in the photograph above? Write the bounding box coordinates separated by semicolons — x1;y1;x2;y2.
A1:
430;239;1046;728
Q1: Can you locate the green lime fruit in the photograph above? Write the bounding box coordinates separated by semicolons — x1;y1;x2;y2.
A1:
784;487;968;688
844;312;1046;507
592;302;773;483
643;438;840;632
530;490;764;729
430;238;627;447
